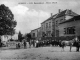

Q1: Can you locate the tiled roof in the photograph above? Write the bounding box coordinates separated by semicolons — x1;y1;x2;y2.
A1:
41;9;68;24
41;14;57;24
60;15;80;24
56;9;78;18
56;10;67;18
47;14;57;20
41;9;78;24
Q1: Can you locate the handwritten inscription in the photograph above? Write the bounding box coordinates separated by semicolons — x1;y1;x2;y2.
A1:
18;2;57;4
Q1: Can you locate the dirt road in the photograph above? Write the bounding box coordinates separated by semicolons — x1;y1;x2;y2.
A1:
0;46;80;60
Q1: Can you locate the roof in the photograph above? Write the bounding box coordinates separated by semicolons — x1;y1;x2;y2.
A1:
41;9;78;24
56;10;67;18
41;9;71;24
60;15;80;24
55;9;78;18
41;14;57;24
31;27;41;32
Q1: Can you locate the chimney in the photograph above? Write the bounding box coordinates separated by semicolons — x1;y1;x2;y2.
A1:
59;9;61;13
51;13;53;17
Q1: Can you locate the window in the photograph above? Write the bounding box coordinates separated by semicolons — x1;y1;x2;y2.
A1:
46;31;51;37
49;22;51;28
64;28;67;34
46;23;48;28
33;33;35;37
56;21;58;24
56;21;58;26
64;26;75;34
42;25;43;30
68;27;75;34
42;32;46;37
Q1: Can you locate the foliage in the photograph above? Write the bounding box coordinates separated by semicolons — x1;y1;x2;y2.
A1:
25;33;31;42
18;31;23;42
27;33;31;39
0;4;17;35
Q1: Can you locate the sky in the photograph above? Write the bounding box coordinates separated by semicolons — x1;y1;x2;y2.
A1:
0;0;80;34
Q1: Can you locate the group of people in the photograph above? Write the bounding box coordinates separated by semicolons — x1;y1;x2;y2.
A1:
35;36;80;52
16;39;27;49
35;40;62;47
16;39;36;49
16;36;80;52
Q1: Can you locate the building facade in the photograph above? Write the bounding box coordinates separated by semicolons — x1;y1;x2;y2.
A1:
59;15;80;37
30;9;79;40
37;27;41;40
54;9;78;37
41;14;57;38
31;27;41;40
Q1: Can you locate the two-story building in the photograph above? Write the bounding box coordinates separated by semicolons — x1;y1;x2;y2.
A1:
41;14;57;39
54;9;78;38
31;9;79;41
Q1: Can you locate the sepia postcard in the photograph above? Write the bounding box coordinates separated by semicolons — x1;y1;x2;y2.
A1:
0;0;80;60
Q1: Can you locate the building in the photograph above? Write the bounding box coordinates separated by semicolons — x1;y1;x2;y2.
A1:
31;9;79;40
41;9;78;40
41;13;57;39
37;27;41;40
1;34;18;42
54;9;78;38
59;15;80;39
30;27;41;40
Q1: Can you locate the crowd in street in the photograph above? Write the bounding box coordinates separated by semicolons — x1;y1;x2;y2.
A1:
15;36;80;52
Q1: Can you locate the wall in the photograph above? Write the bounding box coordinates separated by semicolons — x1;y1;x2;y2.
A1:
54;10;78;37
31;29;38;39
37;27;41;40
41;19;53;37
31;27;41;40
54;16;65;37
59;20;80;37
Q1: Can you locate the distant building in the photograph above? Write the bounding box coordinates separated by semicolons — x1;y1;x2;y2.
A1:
59;15;80;38
1;35;9;42
12;34;18;40
31;27;41;40
1;34;18;42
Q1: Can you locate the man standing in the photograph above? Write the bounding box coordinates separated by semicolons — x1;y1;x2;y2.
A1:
33;40;35;47
75;36;80;52
23;39;27;49
61;41;65;51
69;40;73;52
23;41;26;48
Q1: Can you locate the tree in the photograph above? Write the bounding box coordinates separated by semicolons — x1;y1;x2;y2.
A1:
0;4;17;47
0;4;17;35
26;33;31;42
18;31;23;42
27;33;31;39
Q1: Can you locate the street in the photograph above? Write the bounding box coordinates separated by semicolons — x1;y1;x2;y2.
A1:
0;46;80;60
0;1;80;60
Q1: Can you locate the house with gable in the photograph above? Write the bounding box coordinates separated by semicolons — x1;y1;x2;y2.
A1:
54;9;78;38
